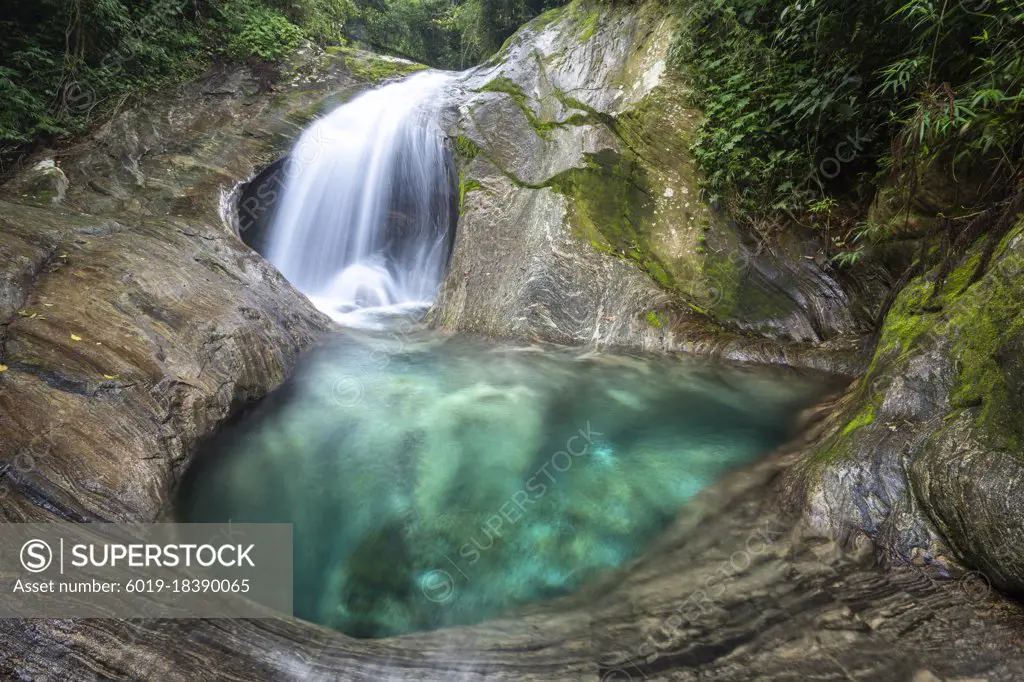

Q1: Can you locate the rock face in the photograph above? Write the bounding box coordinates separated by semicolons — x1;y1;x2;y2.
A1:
2;2;1022;681
0;47;407;522
785;218;1024;595
431;3;865;355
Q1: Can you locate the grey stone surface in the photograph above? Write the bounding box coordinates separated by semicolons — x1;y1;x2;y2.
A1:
430;3;867;362
784;223;1024;595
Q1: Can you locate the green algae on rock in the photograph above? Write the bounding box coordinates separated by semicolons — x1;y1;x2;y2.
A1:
329;46;429;84
433;0;858;351
788;218;1024;595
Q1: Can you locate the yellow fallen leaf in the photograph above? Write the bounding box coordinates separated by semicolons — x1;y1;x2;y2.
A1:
0;365;7;372
70;334;82;341
43;303;54;307
103;374;119;380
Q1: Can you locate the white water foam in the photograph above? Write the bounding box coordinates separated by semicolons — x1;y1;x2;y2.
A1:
266;70;456;324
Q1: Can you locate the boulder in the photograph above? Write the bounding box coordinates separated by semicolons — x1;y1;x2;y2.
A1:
431;2;865;355
786;219;1024;594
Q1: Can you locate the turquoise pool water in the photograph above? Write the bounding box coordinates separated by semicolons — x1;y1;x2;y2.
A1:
175;329;822;637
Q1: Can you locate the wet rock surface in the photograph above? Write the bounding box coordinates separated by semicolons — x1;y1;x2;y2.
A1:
785;220;1024;597
0;2;1022;680
430;3;873;365
3;409;1024;681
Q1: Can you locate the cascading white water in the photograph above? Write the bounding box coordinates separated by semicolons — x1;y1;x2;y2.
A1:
266;71;456;324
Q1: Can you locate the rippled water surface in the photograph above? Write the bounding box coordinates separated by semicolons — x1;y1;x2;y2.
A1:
176;329;825;637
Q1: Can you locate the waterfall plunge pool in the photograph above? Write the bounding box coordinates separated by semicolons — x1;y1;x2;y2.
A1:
201;71;836;638
175;329;831;638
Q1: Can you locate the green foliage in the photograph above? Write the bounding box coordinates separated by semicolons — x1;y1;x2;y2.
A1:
0;0;352;169
229;6;306;61
445;0;548;64
276;0;353;43
673;0;1024;252
0;0;569;163
351;0;462;67
348;0;568;69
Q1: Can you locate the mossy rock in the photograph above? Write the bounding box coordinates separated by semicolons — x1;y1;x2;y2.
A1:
330;46;429;85
795;219;1024;596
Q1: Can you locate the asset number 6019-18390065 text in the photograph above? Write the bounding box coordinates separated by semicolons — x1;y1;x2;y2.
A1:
124;578;251;593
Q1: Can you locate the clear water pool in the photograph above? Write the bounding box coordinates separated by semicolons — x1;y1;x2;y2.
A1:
175;328;825;637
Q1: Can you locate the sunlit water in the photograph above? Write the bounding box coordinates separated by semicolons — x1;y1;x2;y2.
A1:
265;71;456;324
176;330;824;637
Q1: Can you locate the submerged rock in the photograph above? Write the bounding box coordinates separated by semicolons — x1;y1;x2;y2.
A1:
175;332;822;637
4;423;1024;680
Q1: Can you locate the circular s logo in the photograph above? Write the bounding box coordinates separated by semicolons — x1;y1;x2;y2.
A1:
420;569;455;603
20;539;53;573
331;375;364;408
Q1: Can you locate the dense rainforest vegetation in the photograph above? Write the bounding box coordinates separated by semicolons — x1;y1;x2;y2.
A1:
0;0;562;172
2;0;1021;280
675;0;1023;272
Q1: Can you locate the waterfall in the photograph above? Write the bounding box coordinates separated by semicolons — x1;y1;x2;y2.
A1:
266;71;457;324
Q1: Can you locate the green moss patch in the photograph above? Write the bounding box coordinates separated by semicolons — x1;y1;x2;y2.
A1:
333;47;428;84
841;400;877;437
545;148;675;289
575;9;600;42
942;231;1024;447
459;174;483;212
645;310;665;328
818;221;1024;466
477;77;558;138
454;135;480;160
552;91;606;126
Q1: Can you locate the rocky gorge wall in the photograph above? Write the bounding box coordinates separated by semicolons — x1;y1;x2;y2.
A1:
1;1;1023;679
785;218;1024;595
430;1;870;367
0;46;423;522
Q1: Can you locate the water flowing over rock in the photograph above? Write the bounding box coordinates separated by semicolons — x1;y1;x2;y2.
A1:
266;71;458;322
2;3;1024;681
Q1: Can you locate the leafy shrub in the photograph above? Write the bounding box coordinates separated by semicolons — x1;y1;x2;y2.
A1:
348;0;566;70
0;0;353;171
229;7;305;61
673;0;1023;253
275;0;352;43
